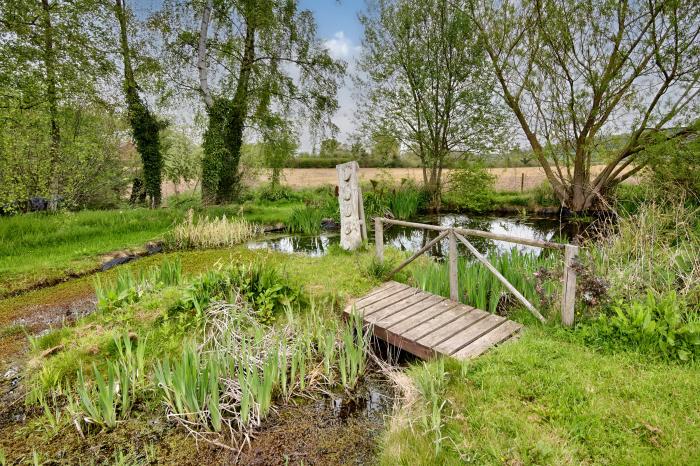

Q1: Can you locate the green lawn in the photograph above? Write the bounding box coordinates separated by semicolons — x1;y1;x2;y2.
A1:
0;201;303;296
380;326;700;465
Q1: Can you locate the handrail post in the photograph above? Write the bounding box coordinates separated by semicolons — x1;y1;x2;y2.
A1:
561;245;578;326
448;229;458;301
375;217;384;263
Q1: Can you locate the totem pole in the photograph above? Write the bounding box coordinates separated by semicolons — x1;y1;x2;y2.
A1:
336;161;367;250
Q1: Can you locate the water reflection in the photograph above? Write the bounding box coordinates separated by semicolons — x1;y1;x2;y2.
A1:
247;214;567;257
247;233;336;257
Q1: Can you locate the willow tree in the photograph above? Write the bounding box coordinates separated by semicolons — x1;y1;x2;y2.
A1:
114;0;164;207
154;0;344;204
357;0;506;207
470;0;700;212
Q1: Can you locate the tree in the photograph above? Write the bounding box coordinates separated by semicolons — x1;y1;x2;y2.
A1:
370;130;400;166
320;138;340;158
262;126;298;188
161;127;202;193
470;0;700;212
358;0;505;207
0;0;120;208
154;0;344;204
114;0;164;207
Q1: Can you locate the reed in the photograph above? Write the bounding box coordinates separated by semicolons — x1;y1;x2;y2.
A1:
410;248;560;314
287;205;324;234
164;209;259;250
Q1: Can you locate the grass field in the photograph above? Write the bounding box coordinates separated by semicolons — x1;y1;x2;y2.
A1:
0;201;303;297
260;166;612;191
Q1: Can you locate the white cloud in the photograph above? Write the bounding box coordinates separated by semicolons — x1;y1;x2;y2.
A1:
323;31;361;59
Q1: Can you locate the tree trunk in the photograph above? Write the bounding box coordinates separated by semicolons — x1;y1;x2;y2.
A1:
202;19;255;204
41;0;60;201
115;0;163;207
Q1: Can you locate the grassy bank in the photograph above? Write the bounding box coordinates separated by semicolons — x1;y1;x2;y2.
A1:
381;326;700;465
0;199;304;297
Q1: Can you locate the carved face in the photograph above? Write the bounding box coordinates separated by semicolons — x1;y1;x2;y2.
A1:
341;165;352;182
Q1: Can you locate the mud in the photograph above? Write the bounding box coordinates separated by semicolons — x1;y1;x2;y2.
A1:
236;375;393;465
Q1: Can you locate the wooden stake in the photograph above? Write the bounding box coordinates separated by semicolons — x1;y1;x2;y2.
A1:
375;217;384;263
449;230;458;301
561;245;578;326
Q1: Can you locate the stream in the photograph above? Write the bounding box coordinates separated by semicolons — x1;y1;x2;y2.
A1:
248;212;569;257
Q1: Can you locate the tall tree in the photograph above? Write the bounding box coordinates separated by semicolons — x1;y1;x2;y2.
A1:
470;0;700;212
358;0;505;207
114;0;164;207
154;0;344;204
0;0;116;207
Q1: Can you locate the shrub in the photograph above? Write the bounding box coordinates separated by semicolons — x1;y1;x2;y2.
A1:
164;209;259;250
444;162;496;212
580;291;700;361
166;193;202;210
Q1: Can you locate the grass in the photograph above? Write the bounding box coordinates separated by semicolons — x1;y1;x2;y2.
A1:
163;210;259;250
0;201;302;297
381;326;700;465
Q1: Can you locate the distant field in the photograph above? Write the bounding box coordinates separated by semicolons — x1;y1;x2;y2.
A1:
162;165;628;196
258;166;612;191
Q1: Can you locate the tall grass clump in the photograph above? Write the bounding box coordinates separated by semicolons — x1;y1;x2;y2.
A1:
287;205;324;234
413;359;449;455
164;209;258;250
409;249;560;315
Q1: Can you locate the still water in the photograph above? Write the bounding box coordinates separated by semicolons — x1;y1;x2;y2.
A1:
247;213;568;257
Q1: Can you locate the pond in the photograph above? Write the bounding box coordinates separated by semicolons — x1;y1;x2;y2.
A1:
247;213;569;257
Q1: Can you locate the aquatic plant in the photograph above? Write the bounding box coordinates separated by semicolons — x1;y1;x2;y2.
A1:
164;208;259;250
287;205;324;234
410;248;560;315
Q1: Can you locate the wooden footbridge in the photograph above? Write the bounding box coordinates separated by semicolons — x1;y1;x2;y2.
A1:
344;218;579;360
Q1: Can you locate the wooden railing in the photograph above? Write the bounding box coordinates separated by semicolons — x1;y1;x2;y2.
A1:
373;217;579;326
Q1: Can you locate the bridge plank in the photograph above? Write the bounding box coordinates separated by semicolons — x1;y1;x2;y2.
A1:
365;291;435;324
417;307;493;348
387;299;458;334
359;287;421;317
349;283;409;313
376;295;446;329
433;314;506;355
345;284;523;361
451;320;522;358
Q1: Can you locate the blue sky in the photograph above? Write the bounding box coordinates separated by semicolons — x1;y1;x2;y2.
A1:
132;0;366;146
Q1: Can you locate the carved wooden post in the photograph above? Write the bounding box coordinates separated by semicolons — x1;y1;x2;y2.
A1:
561;244;579;326
449;229;458;301
336;161;364;250
375;217;384;263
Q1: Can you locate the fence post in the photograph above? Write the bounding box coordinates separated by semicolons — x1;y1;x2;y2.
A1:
561;245;579;326
449;229;458;301
375;217;384;263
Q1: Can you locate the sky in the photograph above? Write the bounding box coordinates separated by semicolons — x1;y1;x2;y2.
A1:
132;0;367;150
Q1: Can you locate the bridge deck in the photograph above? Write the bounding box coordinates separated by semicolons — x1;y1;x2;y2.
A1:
344;281;522;360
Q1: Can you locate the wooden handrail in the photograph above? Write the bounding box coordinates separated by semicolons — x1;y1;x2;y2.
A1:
377;217;566;250
374;217;578;326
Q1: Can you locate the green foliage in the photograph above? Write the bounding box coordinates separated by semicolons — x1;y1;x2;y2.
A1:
337;312;369;390
167;261;303;325
531;181;558;207
413;359;449;456
73;362;121;429
161;128;202;189
443;162;496;212
580;291;700;362
154;343;223;432
287;206;324;234
201;98;244;204
94;258;183;311
409;249;560;315
363;177;426;220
